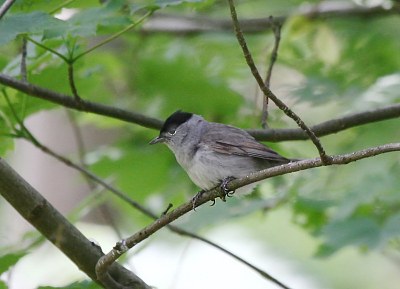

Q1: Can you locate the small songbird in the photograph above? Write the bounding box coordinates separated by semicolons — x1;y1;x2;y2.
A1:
149;110;292;204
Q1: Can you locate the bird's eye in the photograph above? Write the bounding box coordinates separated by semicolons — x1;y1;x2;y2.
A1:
168;129;176;135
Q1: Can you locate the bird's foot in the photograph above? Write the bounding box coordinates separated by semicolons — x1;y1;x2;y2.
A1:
192;189;218;211
192;189;205;211
219;176;236;200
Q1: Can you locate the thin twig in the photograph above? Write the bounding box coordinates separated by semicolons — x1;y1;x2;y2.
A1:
25;36;69;62
68;64;81;100
227;0;330;165
20;37;29;121
1;90;39;146
48;0;76;15
262;16;282;129
96;142;400;285
0;0;16;19
21;38;28;82
1;72;400;141
65;109;87;169
170;226;290;289
72;10;154;63
64;109;124;239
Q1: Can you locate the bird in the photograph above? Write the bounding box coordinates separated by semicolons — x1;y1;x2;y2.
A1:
149;110;293;207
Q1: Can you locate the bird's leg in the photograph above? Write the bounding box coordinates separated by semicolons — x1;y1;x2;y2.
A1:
192;176;236;210
192;189;205;210
220;176;236;199
192;189;217;210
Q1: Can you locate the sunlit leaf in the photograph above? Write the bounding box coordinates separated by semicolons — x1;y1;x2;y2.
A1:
0;252;26;274
38;280;101;289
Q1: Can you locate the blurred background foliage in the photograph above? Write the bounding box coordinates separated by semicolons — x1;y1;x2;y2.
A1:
0;0;400;288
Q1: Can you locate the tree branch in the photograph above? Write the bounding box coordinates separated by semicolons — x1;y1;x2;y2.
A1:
262;17;282;129
21;38;28;82
96;142;400;285
247;102;400;141
0;72;399;142
142;3;400;34
0;157;151;289
0;72;163;129
0;0;17;19
227;0;330;163
68;64;81;101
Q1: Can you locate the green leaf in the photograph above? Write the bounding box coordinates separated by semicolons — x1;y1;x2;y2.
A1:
67;7;131;38
42;7;132;41
0;11;65;46
129;0;204;13
322;217;381;251
0;252;26;274
153;0;205;8
382;213;400;243
9;0;101;13
37;280;101;289
293;196;335;231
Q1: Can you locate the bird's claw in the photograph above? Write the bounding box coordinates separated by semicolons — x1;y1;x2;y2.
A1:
220;176;236;198
192;177;235;210
192;189;218;210
192;189;205;211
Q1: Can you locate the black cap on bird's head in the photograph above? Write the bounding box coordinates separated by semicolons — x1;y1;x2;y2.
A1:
149;110;193;145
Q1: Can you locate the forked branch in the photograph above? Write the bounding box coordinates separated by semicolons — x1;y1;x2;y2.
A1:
227;0;331;164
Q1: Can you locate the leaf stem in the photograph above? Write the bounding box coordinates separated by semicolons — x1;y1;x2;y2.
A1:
48;0;77;15
25;36;69;63
1;90;40;146
72;10;154;63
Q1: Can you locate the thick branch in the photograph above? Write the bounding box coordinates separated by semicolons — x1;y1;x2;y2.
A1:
0;157;151;289
0;72;163;129
96;142;400;284
1;72;399;142
247;102;400;141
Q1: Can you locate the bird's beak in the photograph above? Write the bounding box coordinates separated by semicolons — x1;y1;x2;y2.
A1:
149;136;164;145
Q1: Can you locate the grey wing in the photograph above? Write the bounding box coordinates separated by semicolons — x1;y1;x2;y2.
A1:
200;123;290;163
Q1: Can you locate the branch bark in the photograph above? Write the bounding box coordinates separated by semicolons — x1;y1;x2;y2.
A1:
0;0;17;19
248;102;400;141
96;142;400;285
0;157;151;289
0;72;163;130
